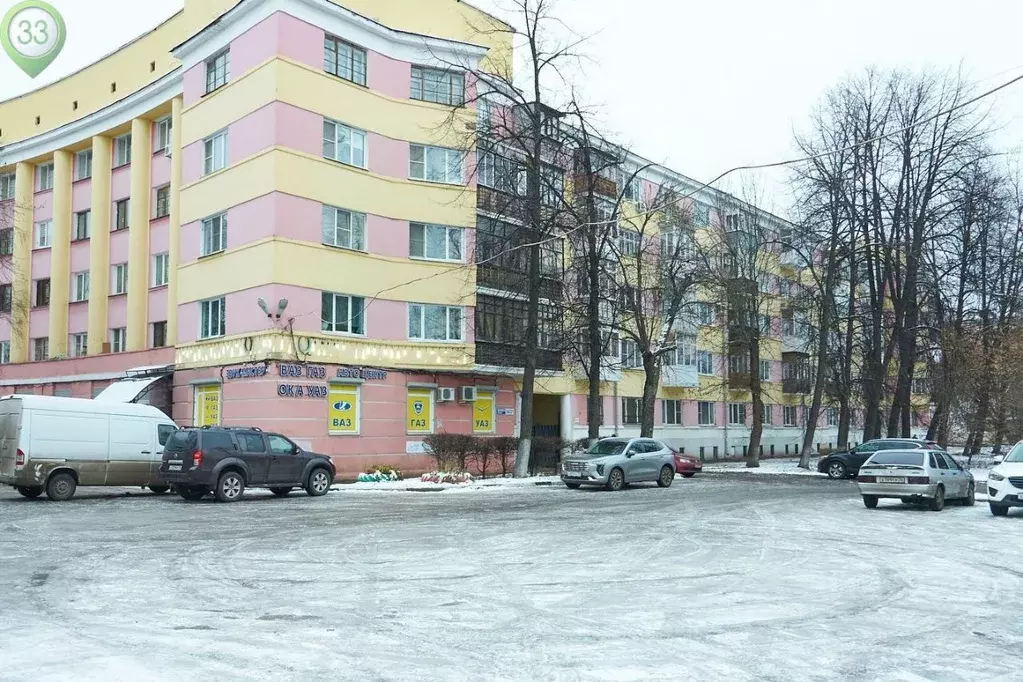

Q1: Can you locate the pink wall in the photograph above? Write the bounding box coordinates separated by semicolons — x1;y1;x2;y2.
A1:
367;50;410;100
0;347;174;378
68;301;88;334
28;308;47;339
110;166;130;202
31;250;51;279
176;284;280;344
71;178;91;210
33;190;52;220
151;151;171;188
150;218;170;254
180;193;277;263
70;242;90;273
108;295;128;329
276;102;320;155
278;11;321;68
109;229;129;263
148;289;168;323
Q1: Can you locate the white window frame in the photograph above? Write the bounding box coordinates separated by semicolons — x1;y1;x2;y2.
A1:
111;263;128;295
155;117;172;153
200;297;226;339
322;120;367;168
662;399;683;426
762;404;772;425
698;401;715;426
154;185;170;219
728;403;746;426
205;49;230;94
152;321;168;348
32;337;48;362
71;333;88;357
75;150;92;180
36;163;54;191
152;253;169;288
34;220;52;249
73;210;91;241
783;405;798;427
72;271;90;302
203;131;228;176
622;397;642;425
0;173;14;200
759;359;771;382
321;206;366;251
697;350;714;375
408;303;463;342
621;338;642;369
201;214;228;256
409;223;463;262
695;302;715;326
618;229;641;257
110;328;127;353
409;144;463;185
114;199;130;230
114;134;132;168
827;407;838;427
321;292;366;335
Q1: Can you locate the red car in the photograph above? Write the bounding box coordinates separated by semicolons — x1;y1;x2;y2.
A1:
671;449;702;478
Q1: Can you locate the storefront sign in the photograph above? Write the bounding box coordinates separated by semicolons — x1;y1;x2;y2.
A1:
328;384;359;434
278;384;329;398
406;388;434;434
225;365;268;380
195;385;220;426
336;367;387;380
497;407;515;416
278;364;326;379
406;441;429;454
473;390;496;433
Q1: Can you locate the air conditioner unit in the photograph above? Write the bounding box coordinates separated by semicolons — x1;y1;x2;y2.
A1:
436;387;456;403
459;386;478;402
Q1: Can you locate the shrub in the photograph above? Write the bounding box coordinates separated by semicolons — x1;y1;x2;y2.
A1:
492;437;518;476
423;433;475;472
471;437;497;479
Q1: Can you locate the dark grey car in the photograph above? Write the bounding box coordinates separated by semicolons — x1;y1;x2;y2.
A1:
561;438;676;491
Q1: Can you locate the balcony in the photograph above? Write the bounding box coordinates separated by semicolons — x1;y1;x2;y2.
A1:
780;248;801;267
662;364;699;388
599;357;622;382
783;377;811;394
728;371;751;390
782;334;811;354
476;341;563;372
477;263;563;301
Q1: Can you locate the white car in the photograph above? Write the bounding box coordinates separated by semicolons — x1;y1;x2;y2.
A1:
986;442;1023;516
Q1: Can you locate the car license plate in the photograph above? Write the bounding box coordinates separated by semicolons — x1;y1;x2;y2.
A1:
565;471;581;478
878;477;905;484
168;465;182;472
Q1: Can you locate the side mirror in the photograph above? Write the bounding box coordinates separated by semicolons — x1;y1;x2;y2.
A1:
625;449;636;458
292;445;301;455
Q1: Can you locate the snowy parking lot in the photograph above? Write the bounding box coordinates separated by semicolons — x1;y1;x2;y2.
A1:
1;473;1021;682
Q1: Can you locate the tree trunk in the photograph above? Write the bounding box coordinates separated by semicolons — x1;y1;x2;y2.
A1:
586;228;603;444
747;338;763;468
640;351;658;438
513;242;542;478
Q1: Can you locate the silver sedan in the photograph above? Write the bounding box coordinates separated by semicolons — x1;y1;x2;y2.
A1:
857;449;975;511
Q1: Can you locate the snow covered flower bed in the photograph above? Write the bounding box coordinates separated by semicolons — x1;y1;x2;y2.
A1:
420;472;473;485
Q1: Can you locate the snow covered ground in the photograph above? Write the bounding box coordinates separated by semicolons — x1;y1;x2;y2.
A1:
0;477;1021;681
703;458;826;476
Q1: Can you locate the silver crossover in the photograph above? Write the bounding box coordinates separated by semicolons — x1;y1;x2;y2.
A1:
857;449;975;511
561;438;676;491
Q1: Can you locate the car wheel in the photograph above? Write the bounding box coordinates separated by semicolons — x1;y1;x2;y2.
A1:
928;486;945;512
45;472;77;501
564;482;581;489
605;467;625;492
148;485;169;495
657;465;674;488
990;503;1009;517
305;468;332;497
827;461;847;480
177;485;208;501
269;487;293;497
682;473;696;478
962;483;975;506
862;495;879;509
215;471;245;503
16;486;42;499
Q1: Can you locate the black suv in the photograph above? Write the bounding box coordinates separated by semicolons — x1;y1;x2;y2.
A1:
160;426;336;502
817;438;942;479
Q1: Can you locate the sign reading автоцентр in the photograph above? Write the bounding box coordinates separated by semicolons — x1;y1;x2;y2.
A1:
1;1;66;77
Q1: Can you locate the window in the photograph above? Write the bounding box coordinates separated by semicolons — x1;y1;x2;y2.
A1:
697;350;714;375
154;186;170;219
0;173;14;200
663;400;683;425
73;210;91;241
321;292;365;335
411;66;465;106
410;223;463;261
476;152;524;194
201;214;227;256
322;120;366;168
236;432;266;453
477;97;494;134
409;144;462;184
728;403;746;426
759;314;772;336
779;279;792;297
75;150;92;180
321;206;365;250
152;321;167;348
0;229;11;256
761;404;772;425
110;328;127;353
34;278;50;307
698;401;715;426
759;359;771;382
152;253;169;287
0;284;10;313
621;339;642;369
71;333;88;357
110;264;128;295
827;407;838;427
114;199;130;230
268;434;294;454
728;354;749;375
114;134;132;167
36;163;54;191
155;117;172;152
34;220;52;248
200;297;226;339
695;302;715;325
622;397;641;425
203;131;228;175
205;49;230;93
665;336;696;367
32;337;48;361
323;35;367;85
782;312;795;337
158;423;176;446
542;164;564;207
0;341;10;364
619;229;641;257
692;202;710;226
783;405;798;426
408;303;463;342
72;272;90;302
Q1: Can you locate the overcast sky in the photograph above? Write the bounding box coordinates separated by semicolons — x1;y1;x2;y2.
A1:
2;0;1021;217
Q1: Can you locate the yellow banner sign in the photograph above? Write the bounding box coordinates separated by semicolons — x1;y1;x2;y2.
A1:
407;388;433;434
473;390;496;433
329;385;359;434
195;385;220;427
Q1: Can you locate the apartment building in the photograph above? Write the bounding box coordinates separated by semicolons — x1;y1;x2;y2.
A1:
0;0;864;476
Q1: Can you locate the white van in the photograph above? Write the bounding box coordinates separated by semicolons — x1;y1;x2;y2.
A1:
0;395;178;501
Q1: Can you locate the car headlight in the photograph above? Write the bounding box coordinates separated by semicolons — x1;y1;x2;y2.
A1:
990;472;1005;482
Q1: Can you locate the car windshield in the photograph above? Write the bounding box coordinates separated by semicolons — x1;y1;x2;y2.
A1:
868;451;924;466
585;440;628;456
1004;443;1023;463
